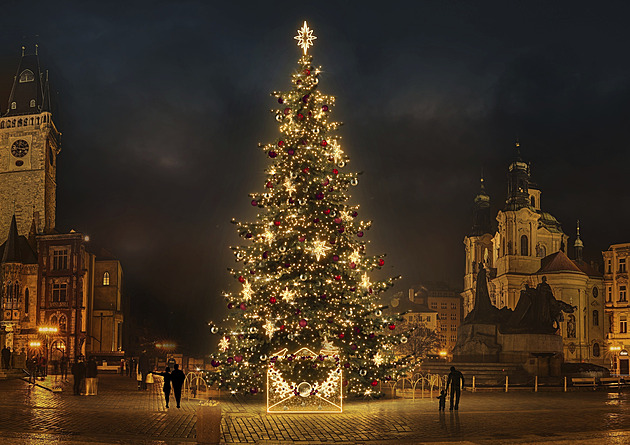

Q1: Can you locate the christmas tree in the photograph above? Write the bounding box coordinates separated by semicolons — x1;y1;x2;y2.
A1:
210;22;409;400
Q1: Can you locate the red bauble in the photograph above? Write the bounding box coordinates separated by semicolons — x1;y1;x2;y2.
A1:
227;303;234;309
299;237;305;242
302;167;310;173
339;333;345;339
266;181;273;188
371;380;378;387
351;344;357;350
350;262;356;269
324;209;331;215
316;193;324;200
322;105;329;111
250;200;258;206
304;69;311;75
278;98;283;104
302;94;309;102
250;387;259;394
299;319;307;327
235;355;243;363
334;275;341;281
332;169;338;175
321;140;328;146
388;323;396;330
268;151;277;158
284;107;291;115
274;221;281;226
288;149;295;155
357;231;364;237
278;140;285;147
338;226;345;233
322;179;329;186
378;259;385;266
279;324;285;330
238;276;245;283
352;211;358;217
297;113;304;120
334;217;342;224
240;303;247;310
332;255;339;262
270;297;277;304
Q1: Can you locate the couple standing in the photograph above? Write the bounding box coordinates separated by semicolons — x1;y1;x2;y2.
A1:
153;363;185;408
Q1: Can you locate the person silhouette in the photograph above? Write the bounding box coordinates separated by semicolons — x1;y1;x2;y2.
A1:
436;389;447;411
170;363;185;408
152;366;172;408
446;366;465;410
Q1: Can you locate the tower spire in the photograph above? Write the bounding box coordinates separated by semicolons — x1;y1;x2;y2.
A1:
471;170;492;236
574;219;584;261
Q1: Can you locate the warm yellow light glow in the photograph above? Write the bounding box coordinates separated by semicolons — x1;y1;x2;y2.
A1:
360;274;371;290
263;319;276;339
38;326;58;334
348;249;361;264
218;337;229;352
439;350;448;357
294;21;317;55
280;287;296;302
284;178;296;195
308;239;331;261
372;351;384;366
262;228;275;245
29;341;41;348
242;281;253;301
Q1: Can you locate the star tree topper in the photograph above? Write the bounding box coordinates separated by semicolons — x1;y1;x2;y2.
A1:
294;21;317;54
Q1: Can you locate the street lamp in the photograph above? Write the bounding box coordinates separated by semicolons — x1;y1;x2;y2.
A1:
38;326;58;376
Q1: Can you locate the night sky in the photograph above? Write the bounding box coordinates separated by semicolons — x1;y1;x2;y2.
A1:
2;1;629;355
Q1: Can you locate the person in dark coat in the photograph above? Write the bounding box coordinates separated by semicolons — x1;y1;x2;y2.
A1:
446;366;465;410
170;363;185;408
1;346;10;369
152;366;172;408
60;355;68;381
71;357;86;395
85;357;98;395
138;352;151;390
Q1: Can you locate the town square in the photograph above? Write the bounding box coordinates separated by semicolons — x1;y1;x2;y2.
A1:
0;1;629;444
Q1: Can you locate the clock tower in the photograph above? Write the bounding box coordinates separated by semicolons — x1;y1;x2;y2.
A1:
0;46;60;238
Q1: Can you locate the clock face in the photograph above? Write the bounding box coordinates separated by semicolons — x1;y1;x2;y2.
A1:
11;139;29;158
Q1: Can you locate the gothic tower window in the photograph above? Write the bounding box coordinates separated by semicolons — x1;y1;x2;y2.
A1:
19;69;34;83
520;235;529;256
50;314;58;326
530;196;535;207
103;272;110;286
52;248;69;270
29;99;35;108
24;288;29;313
11;102;16;109
52;283;67;303
593;343;600;357
593;310;599;326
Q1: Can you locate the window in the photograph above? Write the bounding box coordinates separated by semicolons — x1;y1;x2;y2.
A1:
608;286;613;302
520;235;529;256
441;302;447;309
621;320;628;334
59;315;67;332
52;248;69;270
530;196;536;207
103;271;110;286
11;102;16;110
593;343;600;357
450;335;457;342
52;283;67;303
451;303;457;309
50;315;58;325
451;325;457;331
620;286;627;302
19;69;35;83
440;325;447;332
593;310;599;326
451;313;457;320
426;316;431;322
620;258;627;273
430;302;437;309
29;99;35;107
24;288;29;313
607;259;612;274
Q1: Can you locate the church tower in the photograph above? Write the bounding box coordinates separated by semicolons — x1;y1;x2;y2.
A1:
0;46;60;238
462;174;494;315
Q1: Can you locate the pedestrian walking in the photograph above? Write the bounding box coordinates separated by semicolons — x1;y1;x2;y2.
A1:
71;357;86;395
138;352;150;391
152;366;172;408
85;357;98;395
170;363;185;408
436;389;447;411
60;355;68;381
1;346;10;369
446;366;465;410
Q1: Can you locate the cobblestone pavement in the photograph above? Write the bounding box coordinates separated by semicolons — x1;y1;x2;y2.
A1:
0;374;628;444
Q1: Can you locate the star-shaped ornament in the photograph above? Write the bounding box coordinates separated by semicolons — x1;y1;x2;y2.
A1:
308;240;331;261
241;281;253;301
280;287;296;302
294;21;317;55
218;337;229;352
263;320;276;339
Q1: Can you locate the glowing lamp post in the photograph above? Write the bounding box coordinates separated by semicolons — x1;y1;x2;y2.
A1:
38;326;58;375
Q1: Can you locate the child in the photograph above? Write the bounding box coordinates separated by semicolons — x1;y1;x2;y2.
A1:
436;389;447;411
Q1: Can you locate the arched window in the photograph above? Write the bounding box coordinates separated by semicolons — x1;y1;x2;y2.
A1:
36;117;39;125
1;121;4;129
29;99;35;108
103;272;110;286
11;102;16;110
51;340;66;360
530;196;536;207
19;69;35;83
50;315;58;326
520;235;529;256
24;288;29;313
593;310;599;326
17;119;22;127
593;343;600;357
59;315;67;332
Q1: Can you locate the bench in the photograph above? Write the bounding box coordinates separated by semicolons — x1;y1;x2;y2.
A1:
599;377;626;387
97;364;121;374
571;377;596;388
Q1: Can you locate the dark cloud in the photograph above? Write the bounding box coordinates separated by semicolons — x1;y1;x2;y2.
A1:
1;1;629;354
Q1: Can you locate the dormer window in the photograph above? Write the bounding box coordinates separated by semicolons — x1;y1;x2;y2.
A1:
11;102;16;110
19;69;35;83
103;272;110;286
30;99;35;107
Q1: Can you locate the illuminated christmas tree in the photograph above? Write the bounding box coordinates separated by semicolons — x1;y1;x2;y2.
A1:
210;22;409;402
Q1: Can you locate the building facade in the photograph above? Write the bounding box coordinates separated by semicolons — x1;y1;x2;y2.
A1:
0;48;125;362
463;143;605;365
603;243;630;375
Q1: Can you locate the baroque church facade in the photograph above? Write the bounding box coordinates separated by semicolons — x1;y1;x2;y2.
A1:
0;47;125;363
463;142;606;366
